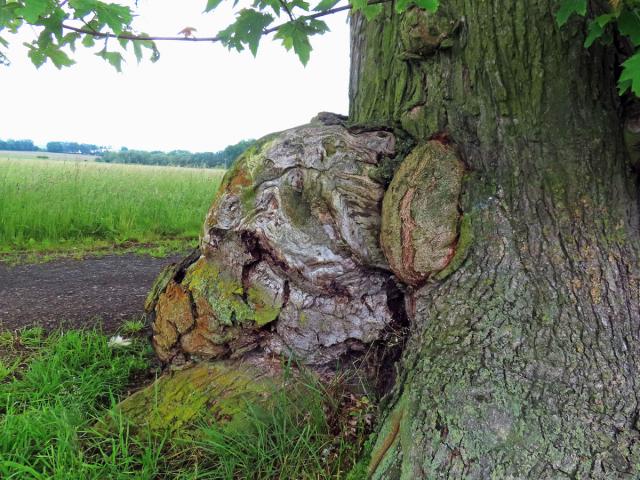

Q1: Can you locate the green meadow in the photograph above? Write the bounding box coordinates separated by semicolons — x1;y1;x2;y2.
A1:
0;155;225;253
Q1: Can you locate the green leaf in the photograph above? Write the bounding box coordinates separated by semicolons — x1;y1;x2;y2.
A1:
81;34;95;47
128;38;156;63
149;43;160;62
133;40;142;63
394;0;411;14
595;13;615;28
414;0;438;12
26;41;75;69
555;0;587;27
96;49;124;72
205;0;224;12
618;77;633;95
307;18;329;34
584;19;604;48
618;9;640;46
60;32;79;51
0;2;21;26
40;7;67;41
218;9;273;56
16;0;50;23
582;13;615;48
274;20;312;65
36;29;52;49
619;51;640;96
95;1;132;35
24;42;46;67
254;0;281;15
45;45;75;68
314;0;339;12
288;0;310;11
69;0;97;18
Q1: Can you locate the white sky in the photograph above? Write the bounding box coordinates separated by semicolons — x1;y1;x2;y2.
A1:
0;0;350;152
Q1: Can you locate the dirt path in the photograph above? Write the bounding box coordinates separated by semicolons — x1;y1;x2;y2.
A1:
0;253;183;333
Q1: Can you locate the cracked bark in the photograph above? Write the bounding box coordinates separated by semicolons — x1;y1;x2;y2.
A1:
351;2;640;478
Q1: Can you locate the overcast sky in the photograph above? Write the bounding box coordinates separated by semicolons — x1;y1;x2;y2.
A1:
0;0;350;152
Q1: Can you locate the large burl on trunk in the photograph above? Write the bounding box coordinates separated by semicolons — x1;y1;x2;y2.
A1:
147;113;469;370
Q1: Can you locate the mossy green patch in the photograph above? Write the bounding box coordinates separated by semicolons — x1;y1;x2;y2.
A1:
211;136;276;217
434;212;474;280
323;138;338;158
185;258;251;327
145;263;176;312
368;394;407;478
115;362;274;432
247;285;282;326
368;154;405;187
185;257;280;329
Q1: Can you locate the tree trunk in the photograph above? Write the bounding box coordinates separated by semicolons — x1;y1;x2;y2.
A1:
350;2;640;478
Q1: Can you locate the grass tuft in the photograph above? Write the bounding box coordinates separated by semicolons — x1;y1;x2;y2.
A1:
120;318;146;335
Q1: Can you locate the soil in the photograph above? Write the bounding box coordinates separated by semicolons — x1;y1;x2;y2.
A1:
0;253;184;333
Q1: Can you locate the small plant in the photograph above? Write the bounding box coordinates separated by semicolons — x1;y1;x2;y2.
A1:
0;358;20;383
17;326;45;348
121;318;145;335
0;331;13;349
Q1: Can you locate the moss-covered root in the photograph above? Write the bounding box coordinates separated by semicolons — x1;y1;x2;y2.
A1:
114;361;275;432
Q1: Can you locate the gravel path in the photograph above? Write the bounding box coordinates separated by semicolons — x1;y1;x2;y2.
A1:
0;253;183;333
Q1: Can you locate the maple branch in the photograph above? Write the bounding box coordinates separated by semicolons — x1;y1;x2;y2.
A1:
60;0;391;43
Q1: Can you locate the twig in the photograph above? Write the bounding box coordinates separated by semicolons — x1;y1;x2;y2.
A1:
60;0;391;43
279;0;296;21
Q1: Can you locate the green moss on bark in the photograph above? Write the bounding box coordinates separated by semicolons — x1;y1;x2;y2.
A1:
434;212;473;280
184;258;280;328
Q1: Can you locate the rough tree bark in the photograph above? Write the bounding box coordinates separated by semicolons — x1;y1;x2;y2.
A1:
351;1;640;478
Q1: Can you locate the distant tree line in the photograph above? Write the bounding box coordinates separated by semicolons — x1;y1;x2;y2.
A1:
46;141;104;155
96;139;255;168
0;139;39;151
0;138;105;154
0;137;255;168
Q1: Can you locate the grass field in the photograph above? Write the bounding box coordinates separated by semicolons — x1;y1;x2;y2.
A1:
0;150;98;162
0;156;225;254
